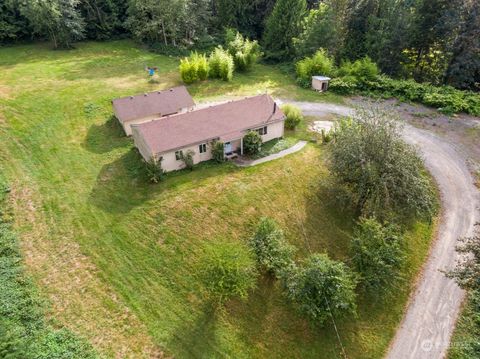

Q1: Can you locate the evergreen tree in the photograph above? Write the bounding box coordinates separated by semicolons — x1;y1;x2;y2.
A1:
406;0;463;83
445;1;480;91
294;1;340;59
263;0;307;61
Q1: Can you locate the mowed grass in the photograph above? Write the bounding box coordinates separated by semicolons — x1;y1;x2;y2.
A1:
0;40;434;358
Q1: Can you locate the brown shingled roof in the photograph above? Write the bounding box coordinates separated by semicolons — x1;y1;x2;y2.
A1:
133;94;285;155
112;86;195;123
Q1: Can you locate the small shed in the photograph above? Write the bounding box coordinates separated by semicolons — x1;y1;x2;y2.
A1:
312;76;331;92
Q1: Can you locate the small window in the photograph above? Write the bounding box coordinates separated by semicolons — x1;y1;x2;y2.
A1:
175;150;183;161
199;143;207;154
257;126;268;136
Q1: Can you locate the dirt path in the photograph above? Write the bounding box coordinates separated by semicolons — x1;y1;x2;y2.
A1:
286;99;480;359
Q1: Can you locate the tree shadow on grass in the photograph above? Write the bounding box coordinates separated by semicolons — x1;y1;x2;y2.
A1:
168;302;222;359
89;149;237;214
83;115;130;154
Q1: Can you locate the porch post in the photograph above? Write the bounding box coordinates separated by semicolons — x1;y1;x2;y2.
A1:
240;137;244;155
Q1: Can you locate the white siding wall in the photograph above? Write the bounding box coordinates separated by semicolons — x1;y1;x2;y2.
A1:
132;119;285;173
159;142;213;172
261;120;285;142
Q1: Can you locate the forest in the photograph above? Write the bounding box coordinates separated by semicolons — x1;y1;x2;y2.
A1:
1;0;479;92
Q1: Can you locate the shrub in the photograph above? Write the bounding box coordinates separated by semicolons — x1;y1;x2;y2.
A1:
199;241;258;304
179;52;209;84
243;130;262;156
250;217;296;278
329;104;436;220
351;218;405;291
182;149;195;171
179;57;198;84
295;49;336;88
328;77;358;95
285;253;357;325
226;31;261;72
211;141;225;163
281;104;303;130
338;57;379;83
145;157;165;183
209;47;234;81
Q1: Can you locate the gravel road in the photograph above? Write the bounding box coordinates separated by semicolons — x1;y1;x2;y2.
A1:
287;100;480;359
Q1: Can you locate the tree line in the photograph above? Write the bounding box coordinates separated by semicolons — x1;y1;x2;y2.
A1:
1;0;479;91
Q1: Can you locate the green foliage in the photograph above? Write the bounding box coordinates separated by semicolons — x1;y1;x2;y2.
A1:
242;130;262;156
179;52;209;84
226;31;261;72
338;57;379;83
198;241;258;304
295;49;335;88
208;47;234;81
293;2;340;59
285;253;357;326
263;0;307;61
145;157;165;183
211;141;225;163
329;104;436;220
182;149;195;171
281;104;303;130
21;0;85;49
249;217;296;278
0;175;97;359
351;218;405;292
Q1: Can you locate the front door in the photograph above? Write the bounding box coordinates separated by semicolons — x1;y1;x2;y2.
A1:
224;142;232;154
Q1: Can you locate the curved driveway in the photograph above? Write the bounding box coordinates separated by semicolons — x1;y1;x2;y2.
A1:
288;100;479;359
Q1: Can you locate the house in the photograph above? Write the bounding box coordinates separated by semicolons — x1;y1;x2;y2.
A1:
131;94;286;172
112;86;195;136
312;76;331;92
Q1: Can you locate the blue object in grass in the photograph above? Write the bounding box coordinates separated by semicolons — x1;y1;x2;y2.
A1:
149;68;155;76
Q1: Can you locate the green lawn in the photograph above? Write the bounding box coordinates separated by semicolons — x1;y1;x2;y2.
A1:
0;40;434;358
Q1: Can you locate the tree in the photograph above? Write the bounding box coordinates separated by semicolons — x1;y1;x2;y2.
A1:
351;217;405;291
286;253;357;325
249;217;296;278
0;0;31;43
262;0;307;61
293;1;340;59
445;1;480;91
447;224;480;292
242;130;262;156
79;0;127;40
329;104;436;220
199;241;258;304
21;0;85;49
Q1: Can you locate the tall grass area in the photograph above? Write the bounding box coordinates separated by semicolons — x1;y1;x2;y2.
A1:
0;40;434;358
0;172;97;358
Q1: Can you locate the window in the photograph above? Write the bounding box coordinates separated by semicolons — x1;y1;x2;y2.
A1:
257;126;268;136
175;150;183;161
199;143;207;154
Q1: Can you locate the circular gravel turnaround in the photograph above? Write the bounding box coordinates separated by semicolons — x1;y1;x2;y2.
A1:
287;100;479;359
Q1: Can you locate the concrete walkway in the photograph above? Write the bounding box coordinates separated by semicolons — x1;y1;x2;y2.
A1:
235;141;307;167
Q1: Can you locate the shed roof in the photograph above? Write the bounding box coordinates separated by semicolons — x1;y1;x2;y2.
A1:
312;76;331;81
112;86;195;123
133;95;285;155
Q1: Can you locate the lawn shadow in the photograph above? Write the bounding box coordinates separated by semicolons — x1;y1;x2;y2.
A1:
83;115;130;154
168;302;222;358
89;149;237;214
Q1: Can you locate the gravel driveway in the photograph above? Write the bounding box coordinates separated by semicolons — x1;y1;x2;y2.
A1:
287;99;480;359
